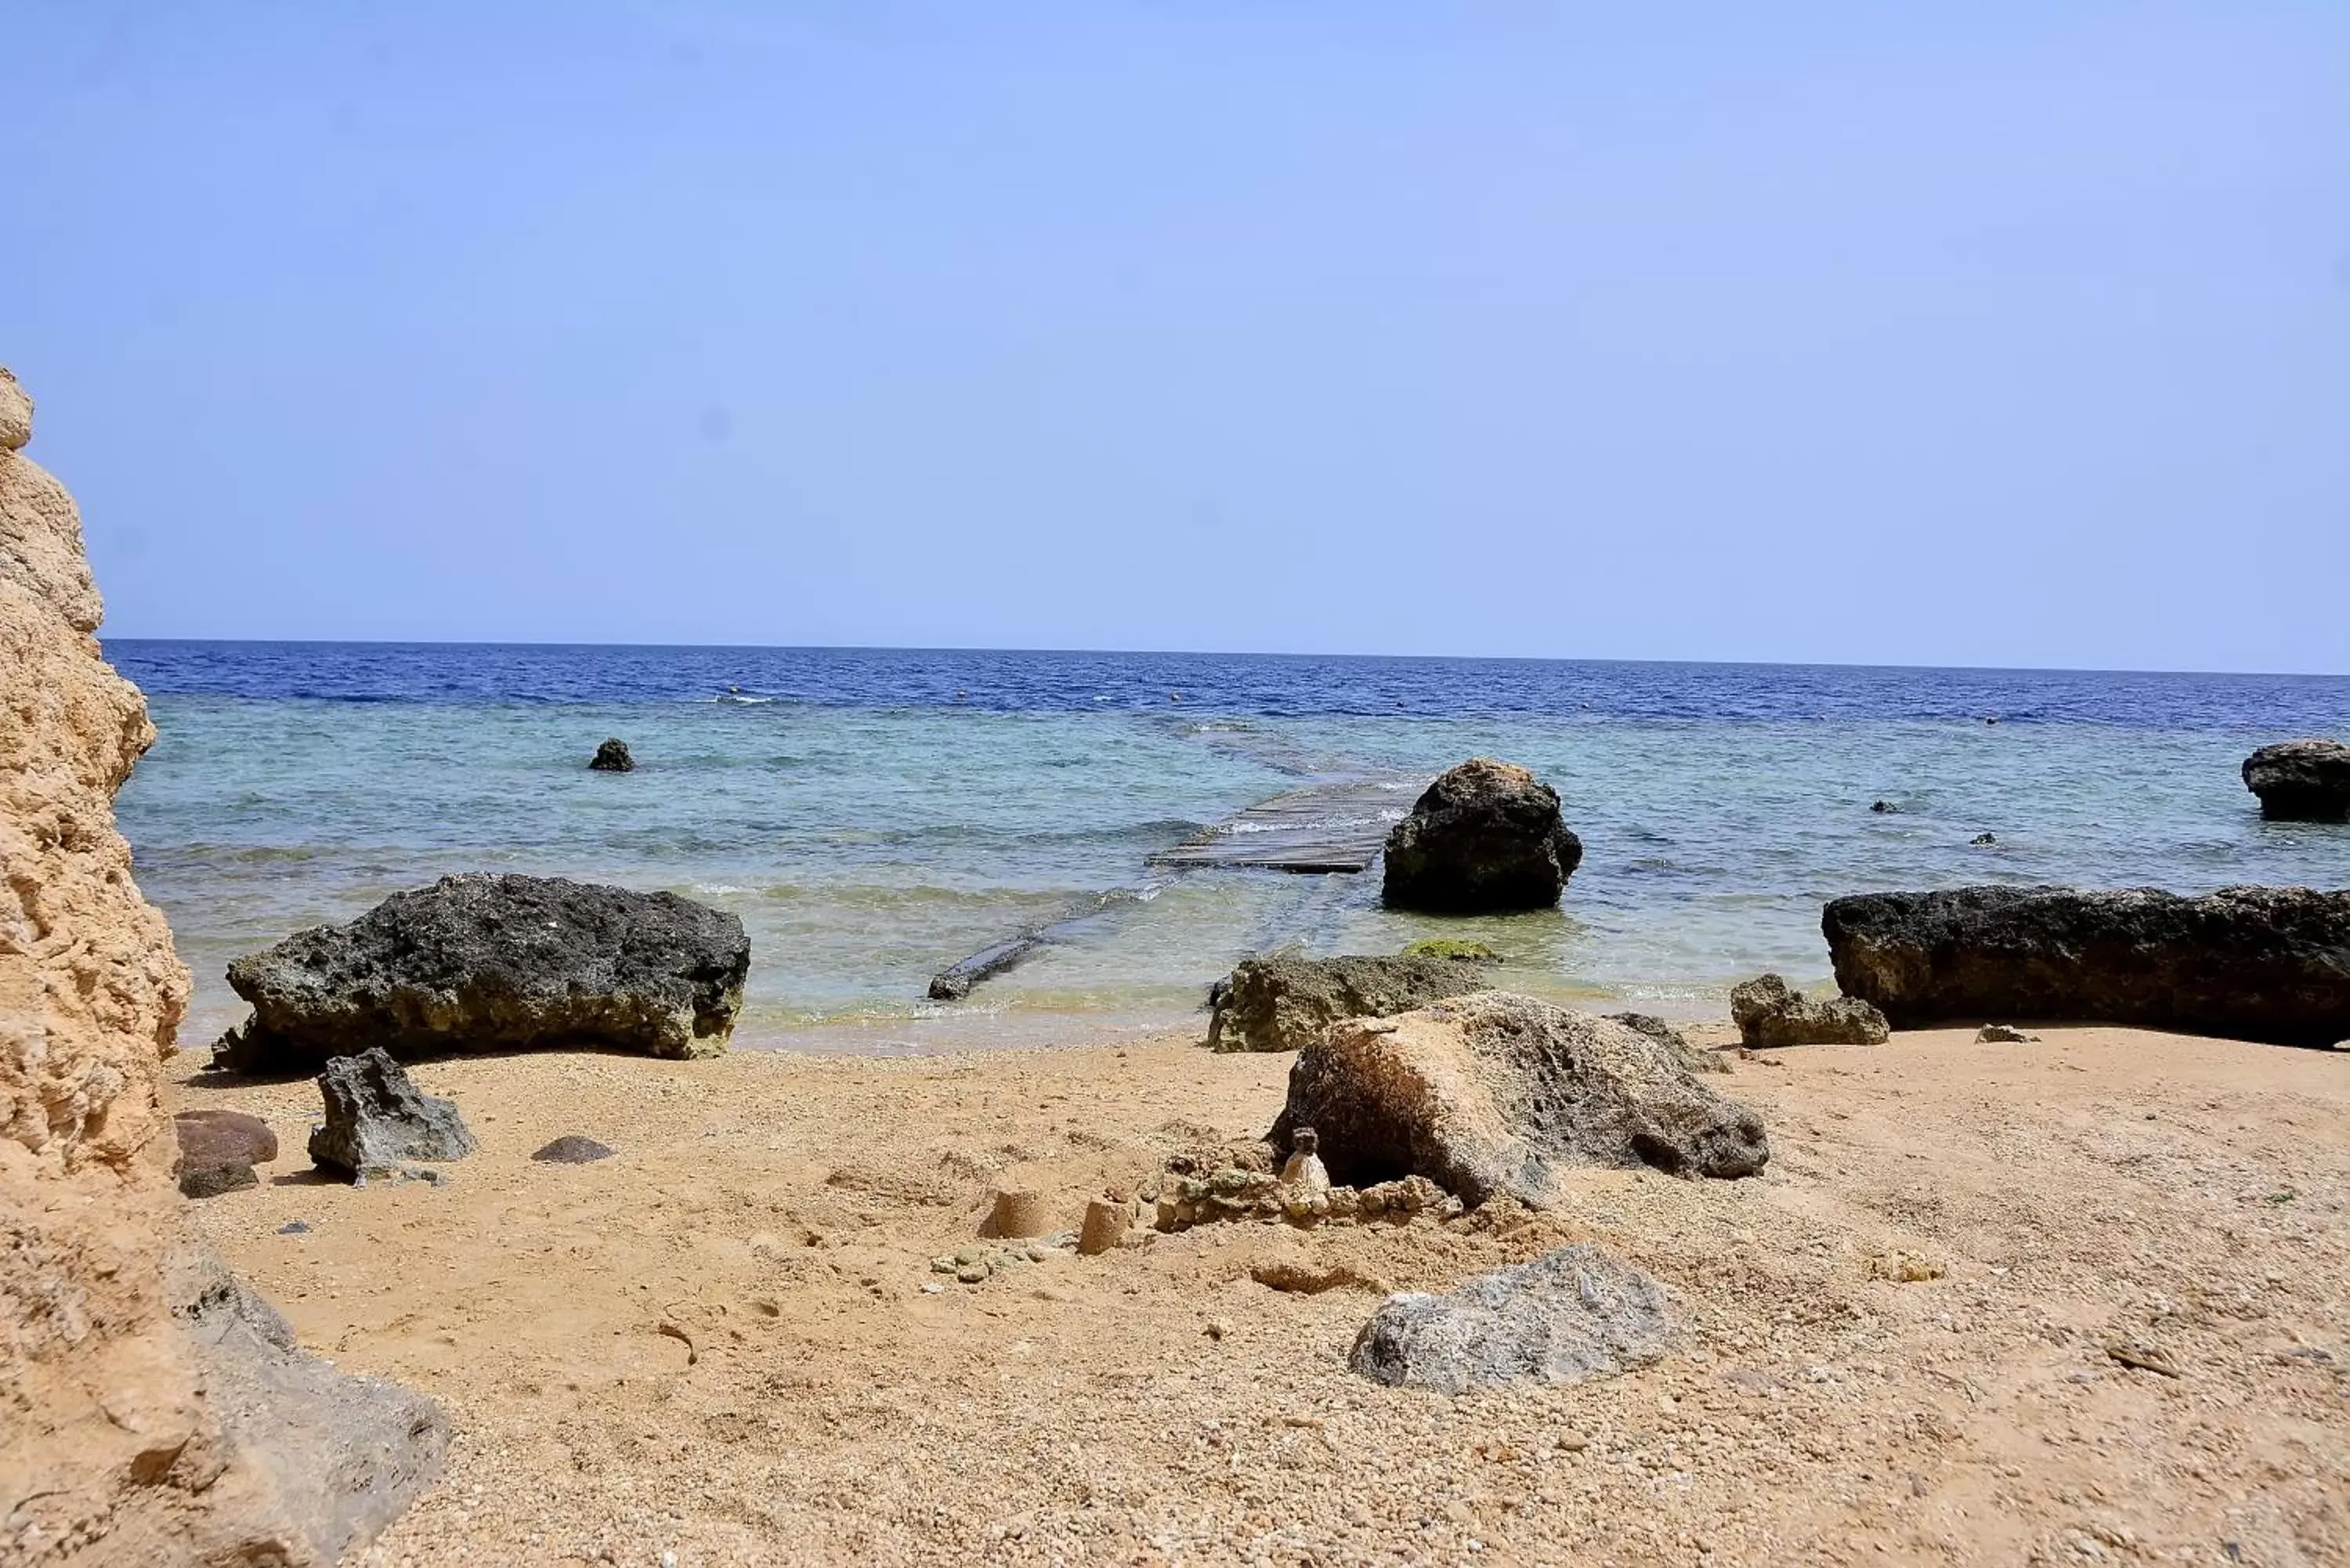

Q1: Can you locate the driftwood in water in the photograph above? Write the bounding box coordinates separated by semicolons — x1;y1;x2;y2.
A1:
927;889;1142;1000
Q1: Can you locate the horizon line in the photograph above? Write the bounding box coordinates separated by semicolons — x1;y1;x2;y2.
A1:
96;634;2350;685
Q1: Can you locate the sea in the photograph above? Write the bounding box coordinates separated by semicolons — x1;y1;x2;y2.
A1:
107;641;2350;1055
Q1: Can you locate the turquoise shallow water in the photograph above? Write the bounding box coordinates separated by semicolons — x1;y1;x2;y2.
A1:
108;645;2350;1053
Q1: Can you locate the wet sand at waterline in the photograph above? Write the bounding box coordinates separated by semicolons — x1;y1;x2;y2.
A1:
170;1024;2348;1567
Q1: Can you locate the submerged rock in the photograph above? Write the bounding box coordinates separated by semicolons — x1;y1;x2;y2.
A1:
1382;759;1583;913
1348;1245;1671;1395
215;873;750;1070
588;737;634;772
1206;952;1495;1053
309;1049;479;1181
1823;884;2350;1046
1728;974;1889;1048
2242;739;2350;822
1268;991;1769;1205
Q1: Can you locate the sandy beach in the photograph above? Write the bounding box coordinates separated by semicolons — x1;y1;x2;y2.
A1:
168;1024;2349;1567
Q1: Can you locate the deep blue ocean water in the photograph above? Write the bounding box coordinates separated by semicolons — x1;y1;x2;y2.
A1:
107;641;2350;1053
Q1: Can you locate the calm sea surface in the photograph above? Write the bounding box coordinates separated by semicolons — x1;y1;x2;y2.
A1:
107;642;2350;1053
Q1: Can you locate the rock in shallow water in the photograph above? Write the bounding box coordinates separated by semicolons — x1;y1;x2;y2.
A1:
215;872;750;1070
1206;952;1495;1053
1824;884;2350;1046
1269;991;1768;1205
1729;974;1889;1048
2242;739;2350;822
588;737;634;772
1382;759;1583;913
309;1049;478;1180
1349;1245;1670;1394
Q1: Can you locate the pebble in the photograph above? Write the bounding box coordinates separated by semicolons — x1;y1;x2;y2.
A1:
277;1220;311;1235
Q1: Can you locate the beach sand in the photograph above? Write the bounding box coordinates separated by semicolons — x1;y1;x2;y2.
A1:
168;1024;2349;1567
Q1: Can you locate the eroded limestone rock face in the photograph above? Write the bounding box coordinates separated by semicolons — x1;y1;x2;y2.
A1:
1267;992;1770;1206
1727;974;1889;1048
1206;952;1495;1053
1;365;440;1564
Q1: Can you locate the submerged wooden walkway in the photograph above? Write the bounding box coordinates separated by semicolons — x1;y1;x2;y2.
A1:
926;773;1430;999
1146;777;1425;873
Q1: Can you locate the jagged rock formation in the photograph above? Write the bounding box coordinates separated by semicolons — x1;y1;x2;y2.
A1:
1267;992;1770;1205
1206;952;1496;1053
1824;884;2350;1046
588;738;634;772
215;873;751;1071
1;364;441;1563
2241;739;2350;822
1604;1010;1730;1073
306;1050;479;1182
1381;759;1583;912
1727;973;1890;1048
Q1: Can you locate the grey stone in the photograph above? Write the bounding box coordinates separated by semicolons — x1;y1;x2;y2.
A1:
1206;952;1495;1053
1269;991;1768;1206
309;1049;477;1181
215;873;750;1070
1349;1245;1670;1395
1605;1011;1728;1073
1729;974;1890;1048
1383;759;1583;913
531;1134;616;1164
1976;1023;2040;1043
168;1245;449;1564
1823;885;2350;1046
2242;739;2350;822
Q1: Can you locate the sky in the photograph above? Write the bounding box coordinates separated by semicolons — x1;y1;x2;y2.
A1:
6;2;2347;672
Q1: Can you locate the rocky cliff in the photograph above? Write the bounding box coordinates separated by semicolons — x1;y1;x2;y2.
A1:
1;366;442;1565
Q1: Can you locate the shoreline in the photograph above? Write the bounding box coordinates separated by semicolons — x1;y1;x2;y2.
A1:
167;1017;2350;1566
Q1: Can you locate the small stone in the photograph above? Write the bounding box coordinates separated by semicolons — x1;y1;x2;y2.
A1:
931;1255;957;1274
277;1220;311;1235
307;1049;477;1181
956;1263;988;1284
589;738;634;772
178;1163;258;1199
1970;833;1998;846
1024;1244;1050;1263
1870;800;1896;814
1205;1320;1231;1341
921;1282;945;1295
1975;1024;2039;1044
530;1135;615;1164
174;1109;279;1172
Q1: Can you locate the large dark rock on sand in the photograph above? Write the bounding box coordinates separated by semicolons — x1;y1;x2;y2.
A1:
1383;759;1582;912
1823;885;2350;1046
168;1245;450;1563
308;1049;479;1180
215;873;750;1070
1349;1244;1671;1395
589;737;634;772
1269;991;1768;1205
1728;973;1889;1048
2243;739;2350;822
1206;952;1495;1053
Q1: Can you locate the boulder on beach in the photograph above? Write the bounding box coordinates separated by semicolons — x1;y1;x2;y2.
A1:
1382;759;1583;913
1348;1244;1671;1395
175;1108;280;1198
2242;739;2350;822
168;1245;450;1562
1728;974;1889;1048
1822;884;2350;1046
1206;952;1496;1053
1267;991;1769;1206
215;873;750;1070
308;1048;479;1181
589;737;634;772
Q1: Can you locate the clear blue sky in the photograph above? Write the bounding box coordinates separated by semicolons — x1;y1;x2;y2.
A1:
8;2;2346;671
